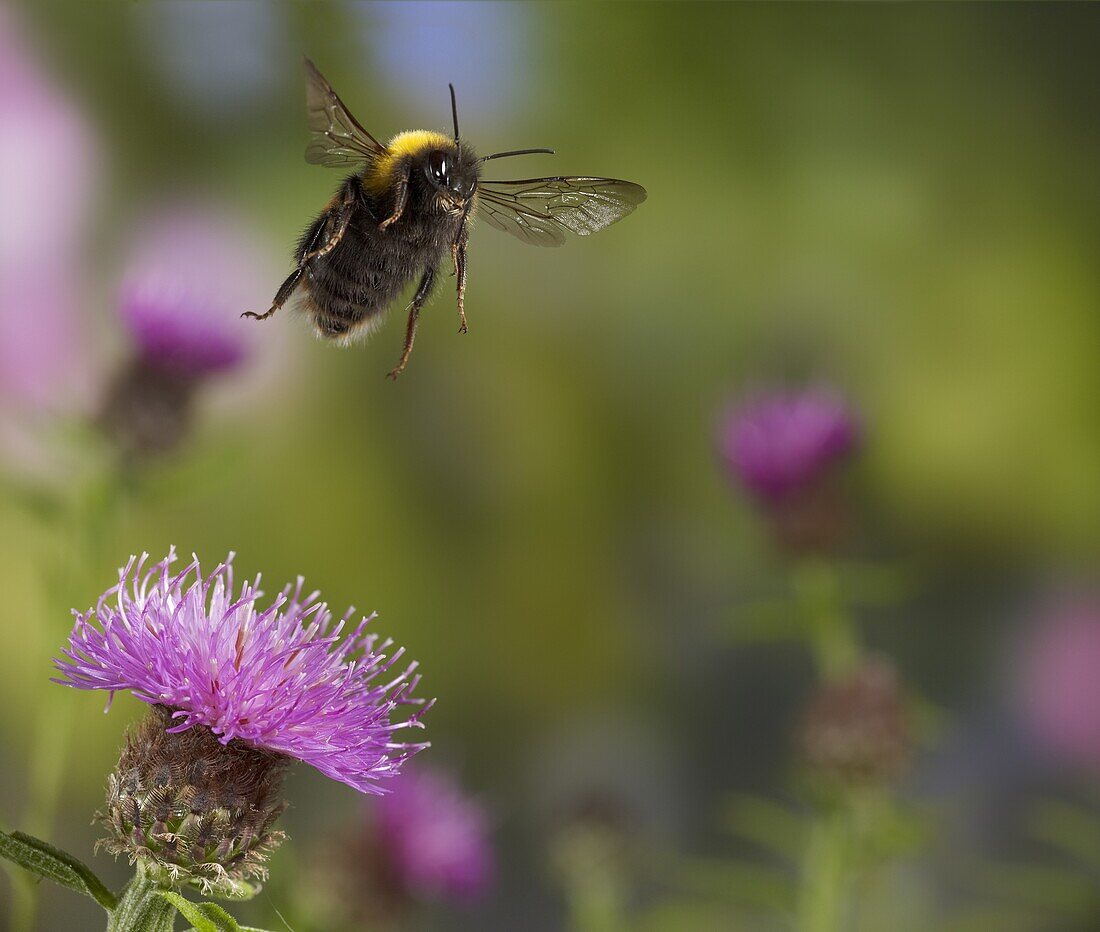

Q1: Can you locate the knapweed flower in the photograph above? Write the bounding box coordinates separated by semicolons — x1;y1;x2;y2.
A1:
101;207;272;457
1015;596;1100;772
0;5;98;416
721;388;860;504
54;551;431;894
119;208;269;377
375;768;494;903
720;388;860;550
797;658;910;789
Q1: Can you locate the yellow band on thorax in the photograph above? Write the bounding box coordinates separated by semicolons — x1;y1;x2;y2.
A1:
363;130;452;193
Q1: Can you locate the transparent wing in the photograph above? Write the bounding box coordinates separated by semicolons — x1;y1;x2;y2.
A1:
303;58;386;169
475;177;647;247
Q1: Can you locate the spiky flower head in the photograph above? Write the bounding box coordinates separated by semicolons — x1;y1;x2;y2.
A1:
375;768;494;903
118;209;268;377
55;550;432;793
101;704;287;897
720;388;860;505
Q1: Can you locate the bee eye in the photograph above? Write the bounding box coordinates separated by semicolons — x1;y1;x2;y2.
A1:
428;151;448;183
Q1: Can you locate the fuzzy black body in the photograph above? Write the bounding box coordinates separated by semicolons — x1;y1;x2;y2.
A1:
243;59;646;377
298;157;471;340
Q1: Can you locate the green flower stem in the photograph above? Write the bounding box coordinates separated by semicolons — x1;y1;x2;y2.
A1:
106;867;175;932
793;559;860;680
558;829;627;932
796;808;848;932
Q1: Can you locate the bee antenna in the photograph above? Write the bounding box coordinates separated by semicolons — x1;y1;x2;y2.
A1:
449;83;459;142
478;147;556;163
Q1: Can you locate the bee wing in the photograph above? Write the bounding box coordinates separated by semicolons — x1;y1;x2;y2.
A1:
475;177;647;247
303;58;387;168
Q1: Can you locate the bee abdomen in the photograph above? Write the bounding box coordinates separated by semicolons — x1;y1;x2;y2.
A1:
296;184;444;340
303;273;378;339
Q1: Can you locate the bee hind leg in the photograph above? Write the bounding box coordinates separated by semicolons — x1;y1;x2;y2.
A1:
242;208;333;321
387;266;437;380
242;266;305;321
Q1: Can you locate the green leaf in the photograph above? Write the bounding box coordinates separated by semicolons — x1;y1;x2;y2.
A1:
159;893;240;931
722;795;807;863
677;857;796;912
207;878;263;902
158;892;278;932
970;861;1095;915
1028;799;1100;870
726;598;806;643
0;830;117;912
835;561;918;606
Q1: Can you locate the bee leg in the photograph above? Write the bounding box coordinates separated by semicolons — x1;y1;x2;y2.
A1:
242;214;332;321
453;210;471;333
379;165;410;231
303;185;356;262
387;266;437;380
454;241;469;334
242;266;305;321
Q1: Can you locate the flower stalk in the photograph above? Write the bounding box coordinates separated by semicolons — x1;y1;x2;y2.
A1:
106;866;175;932
796;808;848;932
793;559;861;681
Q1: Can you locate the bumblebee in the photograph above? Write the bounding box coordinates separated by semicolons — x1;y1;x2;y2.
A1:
243;60;647;378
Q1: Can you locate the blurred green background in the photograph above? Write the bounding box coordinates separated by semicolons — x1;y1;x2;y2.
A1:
2;2;1100;929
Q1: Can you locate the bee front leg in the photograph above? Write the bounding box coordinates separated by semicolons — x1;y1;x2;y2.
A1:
379;165;410;231
387;265;437;380
453;210;470;333
454;241;469;334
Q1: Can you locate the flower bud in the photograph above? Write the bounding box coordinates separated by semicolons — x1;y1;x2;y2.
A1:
797;659;910;789
100;705;287;898
98;358;198;460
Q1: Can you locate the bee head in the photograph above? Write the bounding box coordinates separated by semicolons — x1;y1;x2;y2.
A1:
423;145;479;206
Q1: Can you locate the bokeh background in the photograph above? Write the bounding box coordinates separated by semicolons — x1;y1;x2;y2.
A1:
2;2;1100;930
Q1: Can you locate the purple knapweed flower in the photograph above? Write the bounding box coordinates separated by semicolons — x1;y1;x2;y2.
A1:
1015;596;1100;772
0;5;98;413
376;767;494;902
0;5;97;267
720;388;860;504
54;550;432;794
119;208;270;376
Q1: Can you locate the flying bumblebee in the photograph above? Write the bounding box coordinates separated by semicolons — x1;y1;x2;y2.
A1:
243;59;647;378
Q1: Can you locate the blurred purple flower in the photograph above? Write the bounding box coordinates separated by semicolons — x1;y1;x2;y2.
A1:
120;208;270;375
54;550;432;794
376;767;494;903
0;272;86;411
720;388;860;504
1016;597;1100;771
0;6;97;264
0;5;98;411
